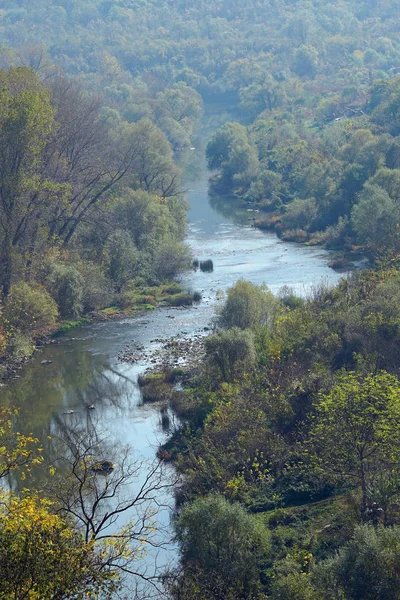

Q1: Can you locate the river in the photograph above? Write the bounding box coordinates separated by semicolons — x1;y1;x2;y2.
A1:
0;166;345;596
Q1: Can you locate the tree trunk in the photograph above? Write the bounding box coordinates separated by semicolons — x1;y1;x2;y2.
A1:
1;234;12;297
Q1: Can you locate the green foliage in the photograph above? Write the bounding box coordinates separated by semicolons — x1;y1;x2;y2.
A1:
45;263;84;319
308;371;400;512
79;262;114;313
4;282;58;334
105;230;138;290
151;238;192;281
351;183;399;253
314;525;400;600
175;494;270;599
205;327;256;382
168;293;193;307
218;279;278;330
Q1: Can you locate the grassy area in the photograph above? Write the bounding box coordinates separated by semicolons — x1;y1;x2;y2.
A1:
53;318;90;336
261;495;357;564
120;282;198;311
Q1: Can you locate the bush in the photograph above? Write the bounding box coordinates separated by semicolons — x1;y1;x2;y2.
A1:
278;285;304;310
6;331;35;360
169;293;193;306
152;239;192;281
314;525;400;600
280;228;309;243
200;259;214;272
141;381;173;403
45;263;84;319
5;282;58;334
271;572;318;600
105;230;138;289
205;327;256;382
163;282;183;295
80;262;114;312
175;495;270;598
218;279;279;330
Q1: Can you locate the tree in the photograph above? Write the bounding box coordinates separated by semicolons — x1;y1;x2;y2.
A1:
292;45;318;78
4;281;58;334
0;491;116;600
218;279;278;330
105;230;138;290
116;118;181;199
0;406;43;481
206;122;259;188
204;327;256;382
151;238;192;281
0;68;58;296
314;525;400;600
308;372;400;514
172;495;270;599
351;183;399;253
239;77;286;116
50;424;175;595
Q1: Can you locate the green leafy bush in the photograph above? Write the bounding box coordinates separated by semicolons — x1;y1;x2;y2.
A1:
152;239;192;281
175;495;270;598
205;327;256;382
5;282;58;334
45;264;84;319
80;262;114;312
218;279;279;330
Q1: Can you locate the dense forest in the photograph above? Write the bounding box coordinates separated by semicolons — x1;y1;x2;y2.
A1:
158;271;400;599
1;0;400;599
0;65;197;372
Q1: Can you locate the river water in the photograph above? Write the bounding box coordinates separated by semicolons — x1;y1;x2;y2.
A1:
0;168;345;594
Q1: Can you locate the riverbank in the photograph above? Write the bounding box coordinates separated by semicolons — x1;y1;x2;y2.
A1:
0;282;200;381
208;177;370;272
1;167;349;594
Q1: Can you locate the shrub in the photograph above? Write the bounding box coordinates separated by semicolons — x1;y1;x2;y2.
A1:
314;525;400;600
45;263;84;319
6;331;35;360
175;495;270;598
218;279;279;330
141;381;173;403
280;228;309;243
280;198;318;231
79;262;114;312
105;230;138;289
278;285;304;310
169;293;193;306
163;282;182;295
152;239;192;281
192;291;202;302
205;327;256;382
5;282;58;334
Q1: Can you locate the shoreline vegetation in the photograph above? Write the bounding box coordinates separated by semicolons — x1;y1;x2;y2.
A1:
135;272;400;599
0;281;202;379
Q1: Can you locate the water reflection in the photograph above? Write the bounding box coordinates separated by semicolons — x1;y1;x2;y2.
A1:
0;158;349;596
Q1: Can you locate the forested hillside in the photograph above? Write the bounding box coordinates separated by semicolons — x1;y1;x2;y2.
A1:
0;65;197;372
2;0;400;259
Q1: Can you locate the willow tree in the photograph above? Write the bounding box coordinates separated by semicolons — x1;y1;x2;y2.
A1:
0;67;60;296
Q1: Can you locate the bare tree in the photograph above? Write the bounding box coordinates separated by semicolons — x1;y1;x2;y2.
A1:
49;422;177;599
